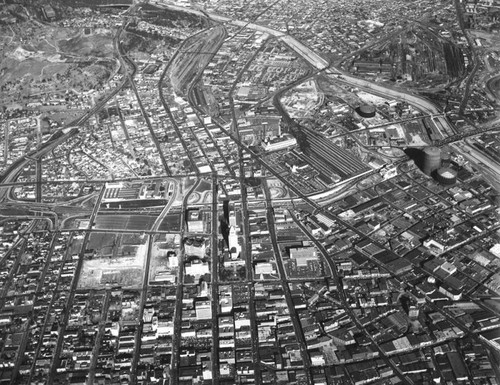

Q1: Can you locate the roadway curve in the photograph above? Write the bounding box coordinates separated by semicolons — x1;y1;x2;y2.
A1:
486;74;500;102
0;23;135;202
156;2;500;184
130;177;178;381
156;3;456;140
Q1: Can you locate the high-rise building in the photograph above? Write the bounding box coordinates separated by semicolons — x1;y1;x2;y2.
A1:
228;226;241;259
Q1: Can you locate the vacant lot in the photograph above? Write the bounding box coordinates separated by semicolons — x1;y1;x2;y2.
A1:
158;213;181;232
78;238;147;289
88;233;116;250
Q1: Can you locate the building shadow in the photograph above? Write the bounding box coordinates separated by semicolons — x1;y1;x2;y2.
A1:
404;148;425;171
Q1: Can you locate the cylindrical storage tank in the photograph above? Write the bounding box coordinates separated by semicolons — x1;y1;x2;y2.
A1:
422;146;441;176
356;105;376;118
441;145;451;162
436;167;457;185
441;145;451;166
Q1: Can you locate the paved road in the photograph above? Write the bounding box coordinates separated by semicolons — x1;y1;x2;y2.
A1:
157;2;470;145
130;178;178;381
87;290;112;385
209;174;220;385
453;141;500;189
23;232;68;385
115;24;172;176
222;33;266;383
287;210;415;385
158;30;209;176
262;183;312;384
0;69;129;202
170;178;201;385
48;186;106;385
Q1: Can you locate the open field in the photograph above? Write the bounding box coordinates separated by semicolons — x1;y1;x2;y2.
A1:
122;232;148;245
88;232;116;252
158;213;181;232
58;30;114;58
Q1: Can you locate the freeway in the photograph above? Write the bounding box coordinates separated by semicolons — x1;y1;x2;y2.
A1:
486;74;500;103
453;141;500;188
115;23;172;176
0;33;132;203
433;125;500;146
3;3;499;384
192;3;500;190
463;139;500;170
185;25;235;178
0;214;55;231
0;173;244;188
157;2;463;143
331;72;455;137
155;2;286;38
204;5;458;144
196;81;500;381
327;114;439;139
0;128;77;201
184;28;227;175
158;28;222;177
0;7;147;199
453;0;479;118
48;186;106;385
159;0;500;349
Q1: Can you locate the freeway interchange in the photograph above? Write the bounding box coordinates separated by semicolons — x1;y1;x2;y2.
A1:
1;2;500;385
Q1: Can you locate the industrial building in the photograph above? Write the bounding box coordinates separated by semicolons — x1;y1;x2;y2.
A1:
422;146;441;176
436;167;458;185
356;105;377;118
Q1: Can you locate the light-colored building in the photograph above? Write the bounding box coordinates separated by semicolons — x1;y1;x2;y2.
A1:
290;246;318;267
196;300;212;320
261;134;297;152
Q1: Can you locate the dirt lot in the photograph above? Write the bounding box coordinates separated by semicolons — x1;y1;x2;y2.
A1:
78;234;147;289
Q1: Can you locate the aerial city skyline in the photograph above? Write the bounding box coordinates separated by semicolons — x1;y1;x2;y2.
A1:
0;0;500;384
